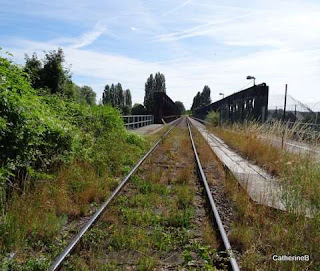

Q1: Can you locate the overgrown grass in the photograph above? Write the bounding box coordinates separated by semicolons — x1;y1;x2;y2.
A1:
195;122;320;270
208;123;320;213
225;172;320;270
63;125;222;270
0;50;152;268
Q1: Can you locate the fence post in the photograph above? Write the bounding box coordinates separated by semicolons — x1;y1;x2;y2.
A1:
281;84;288;150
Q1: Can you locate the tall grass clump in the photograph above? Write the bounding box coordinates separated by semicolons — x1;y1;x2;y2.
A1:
209;122;320;214
0;50;146;262
205;111;220;126
194;122;320;269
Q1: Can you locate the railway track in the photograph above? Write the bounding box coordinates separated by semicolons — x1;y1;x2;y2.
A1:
49;117;239;270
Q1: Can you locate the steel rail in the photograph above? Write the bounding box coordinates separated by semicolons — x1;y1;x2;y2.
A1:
187;118;240;271
49;117;182;271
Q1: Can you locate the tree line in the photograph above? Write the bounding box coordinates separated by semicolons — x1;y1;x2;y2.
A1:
24;48;186;116
191;85;212;111
131;72;185;115
102;83;132;114
24;49;96;105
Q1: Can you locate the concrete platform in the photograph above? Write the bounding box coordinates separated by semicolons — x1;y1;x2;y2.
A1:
130;124;164;135
189;117;291;212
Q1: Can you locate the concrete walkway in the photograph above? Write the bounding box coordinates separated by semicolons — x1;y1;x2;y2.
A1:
189;117;288;211
190;117;315;216
130;124;165;135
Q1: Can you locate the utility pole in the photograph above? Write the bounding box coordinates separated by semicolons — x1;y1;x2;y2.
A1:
281;84;288;149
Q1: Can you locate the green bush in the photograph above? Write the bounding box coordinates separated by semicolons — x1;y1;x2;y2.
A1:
0;50;137;208
205;111;220;126
0;52;75;196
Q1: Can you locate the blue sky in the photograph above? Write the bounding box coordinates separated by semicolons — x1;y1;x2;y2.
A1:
1;0;320;108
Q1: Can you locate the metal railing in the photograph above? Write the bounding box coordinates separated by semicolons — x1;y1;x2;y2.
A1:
122;115;154;129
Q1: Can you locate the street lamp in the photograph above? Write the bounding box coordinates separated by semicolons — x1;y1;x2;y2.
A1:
246;75;256;86
219;93;225;99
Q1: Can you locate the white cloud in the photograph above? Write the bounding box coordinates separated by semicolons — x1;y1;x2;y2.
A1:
71;22;106;49
161;0;193;17
47;20;109;49
2;0;320;109
7;37;320;108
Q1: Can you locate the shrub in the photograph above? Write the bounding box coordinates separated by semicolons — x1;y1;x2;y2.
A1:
0;50;147;258
0;50;138;208
0;51;76;202
205;111;220;126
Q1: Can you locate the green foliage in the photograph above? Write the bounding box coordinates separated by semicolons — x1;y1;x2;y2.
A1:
144;74;154;113
102;83;132;112
0;50;141;209
1;255;50;271
24;53;42;89
205;111;220;126
124;89;132;108
24;49;71;96
120;105;131;115
201;85;211;105
131;103;147;115
24;48;97;103
144;72;166;113
78;85;96;105
191;85;212;111
41;48;70;95
1;51;74;195
175;101;186;114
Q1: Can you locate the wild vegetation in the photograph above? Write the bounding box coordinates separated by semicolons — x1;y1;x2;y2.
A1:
131;103;148;115
62;125;225;270
0;49;152;268
205;111;220;126
208;121;320;210
24;49;96;104
192;123;320;270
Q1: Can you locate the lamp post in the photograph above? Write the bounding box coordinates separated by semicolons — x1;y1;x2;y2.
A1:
219;93;225;99
246;75;256;86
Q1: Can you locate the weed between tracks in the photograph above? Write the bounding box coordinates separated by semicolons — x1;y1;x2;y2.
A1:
64;125;226;270
196;124;320;270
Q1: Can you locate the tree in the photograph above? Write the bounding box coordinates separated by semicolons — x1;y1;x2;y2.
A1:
41;48;71;95
144;72;166;114
144;74;154;113
154;72;166;93
102;84;133;114
79;85;96;105
191;92;201;111
124;89;132;107
131;103;147;115
115;83;124;107
24;48;74;98
201;85;211;106
102;85;111;105
24;53;42;89
110;84;116;106
191;85;212;111
175;101;186;115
